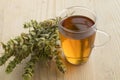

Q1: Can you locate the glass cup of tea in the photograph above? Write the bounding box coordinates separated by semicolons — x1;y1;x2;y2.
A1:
58;6;110;65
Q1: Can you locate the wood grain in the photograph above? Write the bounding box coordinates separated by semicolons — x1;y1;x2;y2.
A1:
0;0;120;80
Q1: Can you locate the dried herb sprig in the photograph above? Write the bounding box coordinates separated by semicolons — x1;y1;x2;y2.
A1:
23;54;39;80
0;17;66;80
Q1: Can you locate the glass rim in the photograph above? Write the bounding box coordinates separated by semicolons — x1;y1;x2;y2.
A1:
58;6;97;33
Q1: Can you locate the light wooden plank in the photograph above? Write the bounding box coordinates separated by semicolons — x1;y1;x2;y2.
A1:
0;10;3;41
91;0;120;80
47;61;57;80
47;0;56;18
63;58;94;80
0;9;4;53
64;0;92;8
0;0;5;53
56;0;65;16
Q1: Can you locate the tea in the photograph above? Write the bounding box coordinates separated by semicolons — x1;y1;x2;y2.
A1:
59;16;96;64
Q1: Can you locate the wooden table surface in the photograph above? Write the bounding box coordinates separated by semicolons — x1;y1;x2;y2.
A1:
0;0;120;80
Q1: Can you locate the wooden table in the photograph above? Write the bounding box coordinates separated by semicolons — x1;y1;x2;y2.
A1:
0;0;120;80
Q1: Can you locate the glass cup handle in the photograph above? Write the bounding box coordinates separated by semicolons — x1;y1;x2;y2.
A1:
94;29;111;47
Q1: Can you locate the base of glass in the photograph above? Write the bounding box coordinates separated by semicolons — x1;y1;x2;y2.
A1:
66;57;89;65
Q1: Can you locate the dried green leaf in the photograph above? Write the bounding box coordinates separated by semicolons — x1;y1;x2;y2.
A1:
0;42;6;49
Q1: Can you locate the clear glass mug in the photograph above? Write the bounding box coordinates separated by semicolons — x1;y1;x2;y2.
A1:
58;6;110;65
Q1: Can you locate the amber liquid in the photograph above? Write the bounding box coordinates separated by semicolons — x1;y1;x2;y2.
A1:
59;16;96;65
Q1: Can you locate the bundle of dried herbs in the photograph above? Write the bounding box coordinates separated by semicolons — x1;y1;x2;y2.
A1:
0;18;66;80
